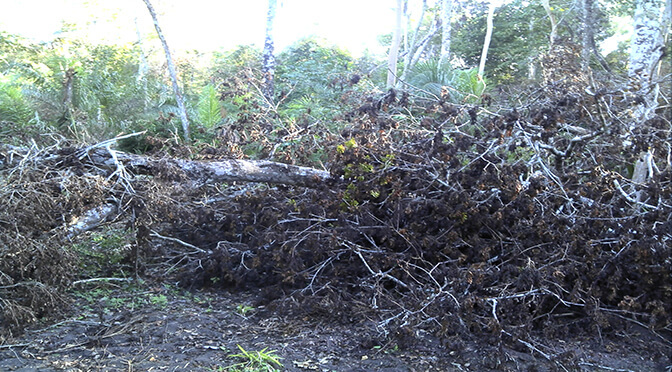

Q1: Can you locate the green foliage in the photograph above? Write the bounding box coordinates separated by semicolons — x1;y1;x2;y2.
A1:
0;78;33;123
235;304;255;316
211;45;262;75
0;33;186;143
276;38;358;121
197;84;223;128
72;227;131;277
451;0;548;84
207;45;267;133
223;345;283;372
450;0;612;84
407;59;487;103
71;282;169;313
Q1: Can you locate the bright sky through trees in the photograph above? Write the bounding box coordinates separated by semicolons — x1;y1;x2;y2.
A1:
0;0;397;56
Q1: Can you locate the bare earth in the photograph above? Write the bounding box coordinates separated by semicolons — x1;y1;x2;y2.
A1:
1;284;669;372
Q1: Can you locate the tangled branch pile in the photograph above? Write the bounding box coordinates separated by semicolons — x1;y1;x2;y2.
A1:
1;80;670;354
174;85;671;347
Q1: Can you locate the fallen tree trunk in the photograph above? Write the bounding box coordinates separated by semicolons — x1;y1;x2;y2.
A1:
1;143;333;188
84;148;332;187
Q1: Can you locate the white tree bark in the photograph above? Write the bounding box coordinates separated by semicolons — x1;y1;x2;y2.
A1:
142;0;191;142
409;16;440;69
478;1;496;77
0;142;331;188
438;0;453;67
581;0;593;72
387;0;404;88
400;0;427;82
527;18;537;79
541;0;557;46
85;148;331;187
262;0;277;105
629;0;666;121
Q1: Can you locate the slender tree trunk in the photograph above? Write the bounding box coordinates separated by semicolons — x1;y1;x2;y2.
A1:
629;0;666;121
400;0;427;82
403;0;409;52
478;1;496;77
541;0;557;46
409;16;440;69
659;0;671;77
142;0;190;142
527;18;537;79
581;0;593;72
581;0;612;73
63;68;75;109
438;0;453;67
387;0;403;88
262;0;277;105
134;17;150;111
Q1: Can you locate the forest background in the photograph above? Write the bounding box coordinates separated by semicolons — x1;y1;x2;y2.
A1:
1;0;665;150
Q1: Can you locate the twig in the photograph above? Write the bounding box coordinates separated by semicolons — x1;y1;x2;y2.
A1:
613;179;658;210
76;131;147;160
0;343;30;349
150;231;208;253
71;277;134;285
346;242;409;289
502;330;553;360
577;362;636;372
458;138;498;173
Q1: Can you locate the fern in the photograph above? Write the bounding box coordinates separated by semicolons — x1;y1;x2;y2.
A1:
197;84;223;128
0;79;32;123
407;60;487;104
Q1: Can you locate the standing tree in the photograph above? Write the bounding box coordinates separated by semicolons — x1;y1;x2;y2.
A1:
581;0;595;72
262;0;277;105
438;0;454;67
478;0;496;77
580;0;611;73
387;0;403;88
401;0;427;81
141;0;191;141
628;0;666;121
541;0;557;46
400;2;441;82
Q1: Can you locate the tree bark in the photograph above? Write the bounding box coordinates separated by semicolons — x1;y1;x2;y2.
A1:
1;140;331;188
387;0;404;88
142;0;191;142
478;1;496;77
61;67;76;126
628;0;666;121
408;16;440;71
400;0;427;82
87;148;330;188
581;0;611;73
438;0;453;67
581;0;593;72
541;0;557;46
262;0;277;105
527;18;537;79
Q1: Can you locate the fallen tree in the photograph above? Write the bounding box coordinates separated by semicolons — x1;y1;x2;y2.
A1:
1;135;332;189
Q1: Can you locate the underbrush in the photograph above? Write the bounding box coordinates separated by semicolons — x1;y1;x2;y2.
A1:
0;78;670;366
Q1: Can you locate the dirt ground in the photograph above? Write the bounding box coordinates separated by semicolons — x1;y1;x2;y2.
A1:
0;283;669;372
